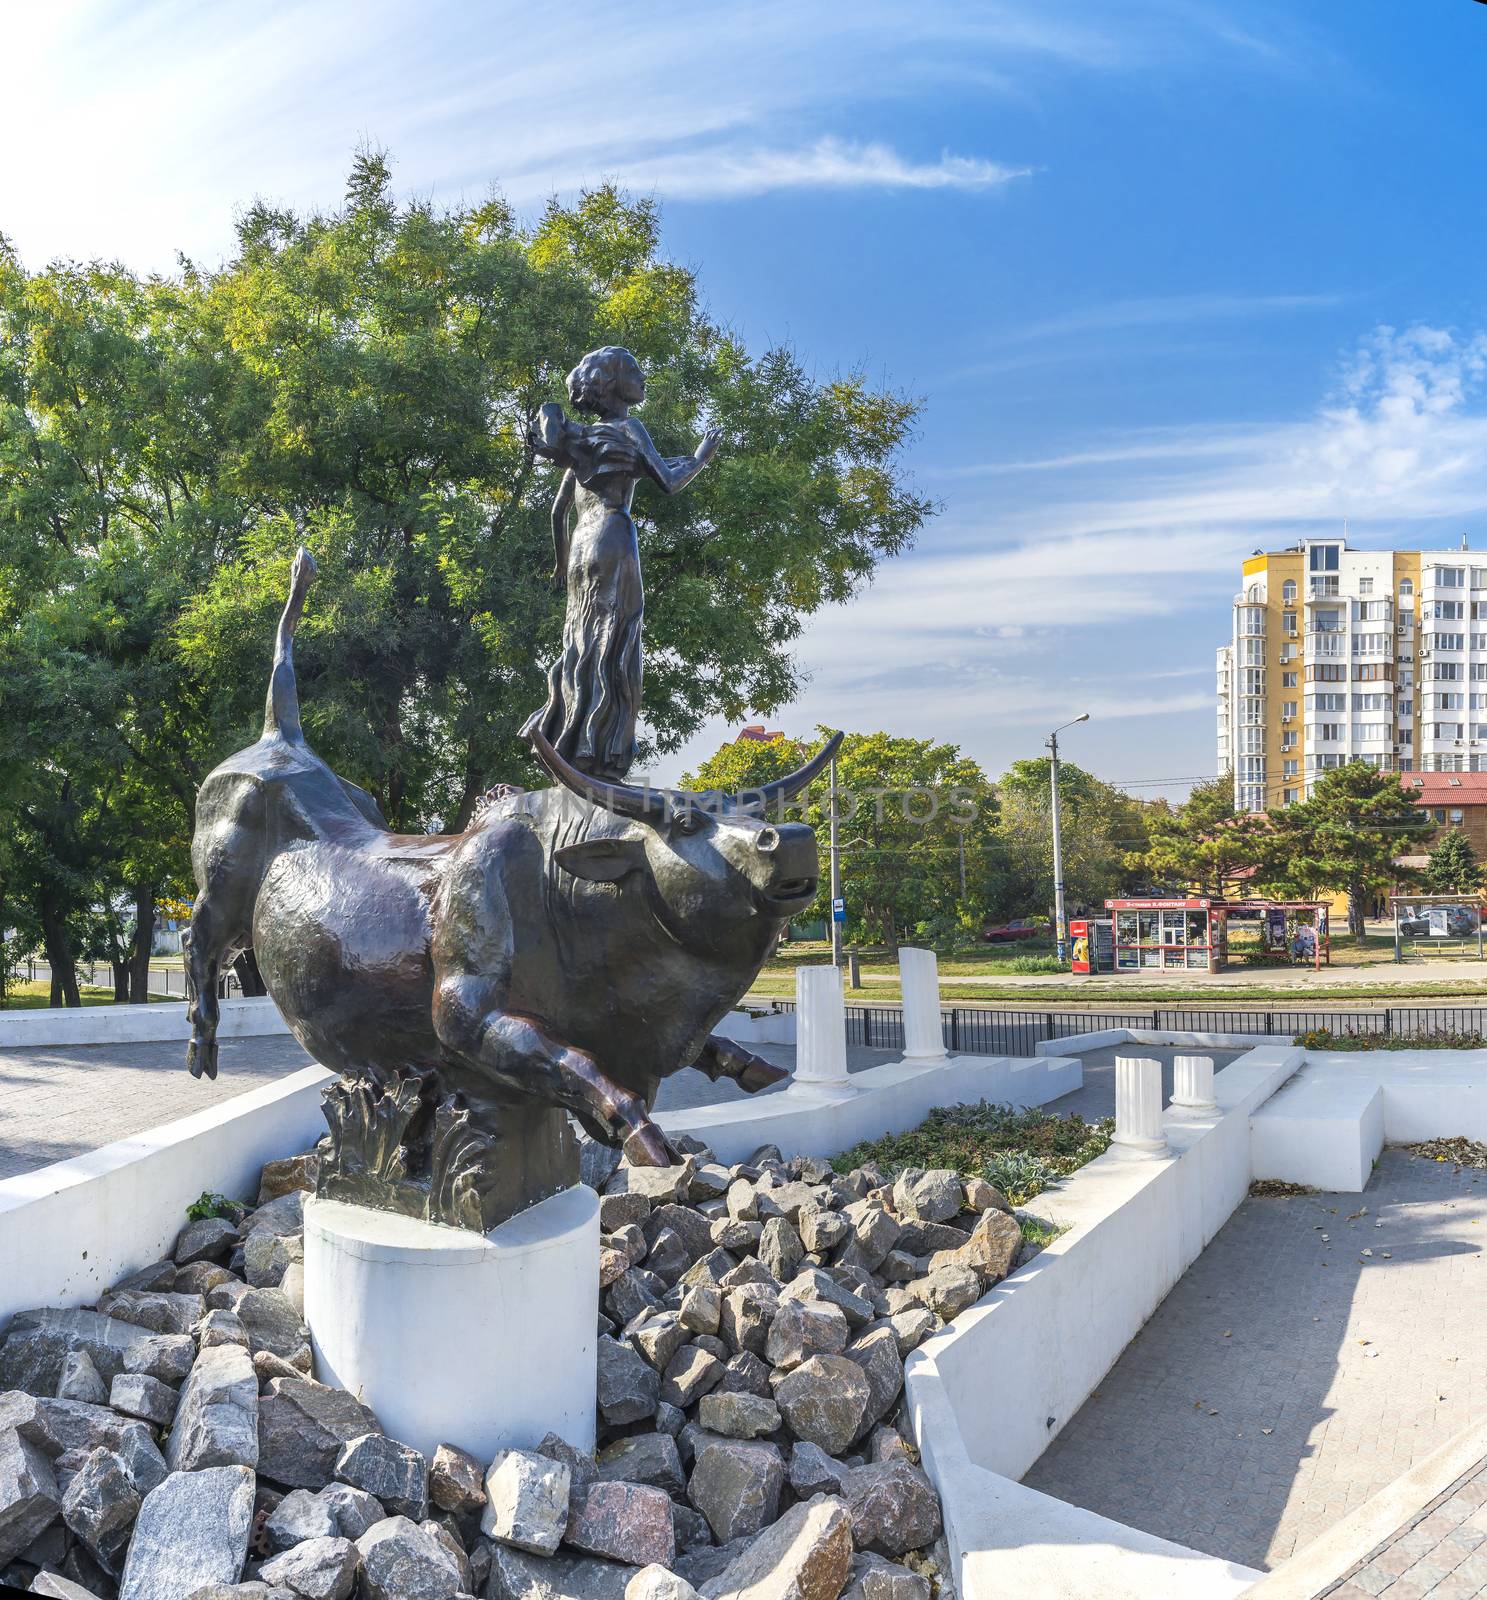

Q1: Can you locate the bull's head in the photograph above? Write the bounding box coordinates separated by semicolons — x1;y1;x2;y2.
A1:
524;718;839;949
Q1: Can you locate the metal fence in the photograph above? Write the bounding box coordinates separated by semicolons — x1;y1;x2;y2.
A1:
768;998;1487;1053
7;958;238;1001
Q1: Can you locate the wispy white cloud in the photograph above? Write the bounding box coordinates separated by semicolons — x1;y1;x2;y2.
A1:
993;291;1346;345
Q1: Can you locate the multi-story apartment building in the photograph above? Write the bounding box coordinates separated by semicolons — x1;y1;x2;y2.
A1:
1217;537;1487;813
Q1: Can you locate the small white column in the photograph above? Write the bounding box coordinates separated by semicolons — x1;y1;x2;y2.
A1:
1111;1054;1168;1156
304;1184;599;1460
795;964;850;1085
898;947;948;1063
1170;1054;1218;1115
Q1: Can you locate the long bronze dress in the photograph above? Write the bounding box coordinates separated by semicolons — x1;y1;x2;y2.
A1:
531;411;648;783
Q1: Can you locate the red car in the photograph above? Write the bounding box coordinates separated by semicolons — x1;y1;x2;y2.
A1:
981;918;1043;944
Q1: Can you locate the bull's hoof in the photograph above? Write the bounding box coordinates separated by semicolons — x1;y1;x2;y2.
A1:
736;1055;790;1094
622;1121;673;1168
187;1034;219;1081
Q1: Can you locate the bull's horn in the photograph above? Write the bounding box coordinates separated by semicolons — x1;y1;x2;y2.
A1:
523;716;670;823
732;731;843;812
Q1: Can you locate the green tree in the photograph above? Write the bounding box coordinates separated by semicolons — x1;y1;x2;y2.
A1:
0;155;929;1001
1259;762;1429;935
1143;775;1266;897
996;759;1148;919
1423;827;1483;895
684;729;1005;949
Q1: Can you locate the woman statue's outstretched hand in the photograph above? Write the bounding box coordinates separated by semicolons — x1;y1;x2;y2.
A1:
696;425;724;464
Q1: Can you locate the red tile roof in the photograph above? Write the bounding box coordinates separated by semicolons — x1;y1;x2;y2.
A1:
1401;773;1487;802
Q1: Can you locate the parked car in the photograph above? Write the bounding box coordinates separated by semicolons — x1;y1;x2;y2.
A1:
981;918;1043;944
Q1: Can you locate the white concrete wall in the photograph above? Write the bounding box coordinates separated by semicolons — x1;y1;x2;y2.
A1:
903;1045;1302;1600
0;995;289;1049
657;1053;1082;1166
1250;1076;1385;1193
1295;1050;1487;1143
716;1007;796;1045
0;1065;332;1330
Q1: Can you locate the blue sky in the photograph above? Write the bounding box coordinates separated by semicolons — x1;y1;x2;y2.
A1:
5;1;1487;795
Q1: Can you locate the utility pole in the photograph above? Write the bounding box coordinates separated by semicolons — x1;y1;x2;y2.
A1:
829;753;843;970
1048;714;1090;965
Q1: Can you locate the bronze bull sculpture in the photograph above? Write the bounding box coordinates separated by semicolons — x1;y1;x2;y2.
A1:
185;550;836;1229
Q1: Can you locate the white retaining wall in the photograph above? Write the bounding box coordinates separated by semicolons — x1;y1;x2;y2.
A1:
0;995;288;1049
0;1065;332;1331
904;1044;1303;1600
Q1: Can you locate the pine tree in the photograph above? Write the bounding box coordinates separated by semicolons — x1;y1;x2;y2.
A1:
1423;828;1483;895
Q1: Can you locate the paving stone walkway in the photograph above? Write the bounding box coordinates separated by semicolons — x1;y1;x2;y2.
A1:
1023;1149;1487;1573
1322;1452;1487;1599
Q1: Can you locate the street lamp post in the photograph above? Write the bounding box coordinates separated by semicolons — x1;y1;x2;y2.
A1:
1048;714;1090;965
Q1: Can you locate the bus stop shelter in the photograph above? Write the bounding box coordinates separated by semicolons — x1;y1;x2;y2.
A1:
1390;894;1485;961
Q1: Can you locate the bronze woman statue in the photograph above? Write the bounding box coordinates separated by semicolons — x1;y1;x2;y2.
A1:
529;346;721;782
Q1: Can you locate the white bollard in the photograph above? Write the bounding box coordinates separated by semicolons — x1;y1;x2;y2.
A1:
795;964;850;1084
1111;1054;1168;1156
899;946;948;1063
1170;1054;1218;1115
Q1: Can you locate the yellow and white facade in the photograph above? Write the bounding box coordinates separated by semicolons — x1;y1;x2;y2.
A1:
1215;538;1487;811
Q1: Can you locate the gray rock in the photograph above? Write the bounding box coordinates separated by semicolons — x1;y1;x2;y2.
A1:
536;1433;597;1497
891;1169;962;1225
580;1136;625;1194
764;1300;850;1373
841;1551;932;1600
313;1480;384;1540
655;1401;685;1437
61;1447;139;1569
630;1311;688;1374
0;1426;59;1566
780;1272;872;1330
419;1517;472;1591
717;1352;772;1400
892;1220;966;1258
334;1433;428;1521
758;1218;805;1283
680;1249;739;1291
96;1290;205;1337
710;1220;762;1255
565;1479;674;1568
774;1355;872;1457
720;1286;777;1358
754;1181;825;1226
356;1515;464;1600
644;1204;715;1264
256;1378;380;1491
659;1344;724;1410
627;1563;702;1600
689;1163;733;1203
797;1210;849;1256
844;1328;904;1436
674;1503;714;1550
429;1442;485;1515
698;1493;854;1600
119;1465;255;1600
114;1424;170;1498
279;1263;306;1317
788;1442;848;1499
876;1251;918;1285
174;1262;238;1297
259;1535;359;1600
885;1309;938;1358
486;1542;636;1600
597;1337;661;1425
963;1177;1011;1214
695;1392;780;1441
678;1285;722;1336
258;1153;320;1205
643;1229;689;1287
0;1308;150;1392
206;1282;254;1314
604;1162;695;1206
243;1232;301;1290
896;1266;980;1321
263;1486;339;1553
480;1448;569;1556
109;1373;178;1427
55;1351;108;1407
28;1573;106;1598
123;1334;197;1385
240;1191;304;1239
234;1290;309;1362
168;1345;259;1473
197;1309;250;1350
673;1535;755;1591
719;1260;777;1293
686;1435;783;1544
600;1191;651;1233
4;1395;157;1462
176;1217;239;1267
606;1269;663;1328
840;1203;900;1273
181;1586;295;1600
842;1459;942;1556
928;1207;1021;1286
596;1432;685;1497
114;1259;180;1293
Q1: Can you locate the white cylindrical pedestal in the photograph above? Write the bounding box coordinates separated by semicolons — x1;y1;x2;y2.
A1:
1111;1054;1168;1156
304;1184;599;1460
899;947;948;1062
795;964;850;1085
1170;1054;1217;1115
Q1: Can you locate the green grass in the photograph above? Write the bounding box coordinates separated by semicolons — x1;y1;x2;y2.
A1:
830;1101;1114;1205
0;981;122;1010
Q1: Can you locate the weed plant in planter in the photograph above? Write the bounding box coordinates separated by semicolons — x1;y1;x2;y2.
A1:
1296;1027;1487;1052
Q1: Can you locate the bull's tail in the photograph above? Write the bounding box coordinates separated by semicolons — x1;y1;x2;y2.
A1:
262;546;317;743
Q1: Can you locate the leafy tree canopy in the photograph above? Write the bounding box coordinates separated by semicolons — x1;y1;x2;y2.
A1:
1423;826;1483;895
1142;774;1266;898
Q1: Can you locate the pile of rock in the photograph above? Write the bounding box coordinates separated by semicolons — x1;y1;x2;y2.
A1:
0;1139;1029;1600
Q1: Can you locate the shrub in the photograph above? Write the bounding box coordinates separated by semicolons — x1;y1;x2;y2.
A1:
186;1191;237;1222
1296;1028;1485;1052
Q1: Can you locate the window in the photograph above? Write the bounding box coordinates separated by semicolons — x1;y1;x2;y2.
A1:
1282;700;1298;718
1238;606;1265;637
1353;693;1391;711
1243;668;1265;695
1431;633;1465;650
1359;576;1374;596
1430;724;1465;740
1282;787;1299;804
1307;662;1347;682
1400;756;1414;771
1283;611;1298;635
1309;544;1341;571
1282;579;1297;603
1307;693;1345;712
1473;569;1487;590
1430;661;1465;680
1359;600;1391;621
1312;608;1344;632
1241;698;1264;726
1435;567;1466;588
1310;754;1344;771
1241;637;1264;665
1354;662;1392;682
1281;730;1297;750
1401;700;1414;718
1433;809;1447;823
1473;635;1487;651
1454;811;1468;825
1353;724;1391;741
1400;578;1414;598
1282;671;1298;688
1432;692;1465;710
1241;726;1264;754
1238;756;1264;782
1318;723;1344;742
1283;759;1298;778
1427;601;1465;619
1247;583;1262;602
1354;633;1391;656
